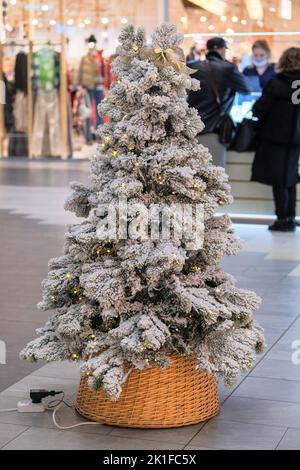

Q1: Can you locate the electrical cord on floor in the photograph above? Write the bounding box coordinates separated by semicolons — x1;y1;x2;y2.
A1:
0;390;103;429
51;399;102;430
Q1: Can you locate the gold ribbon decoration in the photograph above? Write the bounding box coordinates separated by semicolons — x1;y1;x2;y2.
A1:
139;46;196;75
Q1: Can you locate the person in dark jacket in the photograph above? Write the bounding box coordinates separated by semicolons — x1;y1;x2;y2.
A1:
252;47;300;232
188;37;250;167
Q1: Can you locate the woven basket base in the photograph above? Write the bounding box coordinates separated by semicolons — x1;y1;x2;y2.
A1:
75;355;220;428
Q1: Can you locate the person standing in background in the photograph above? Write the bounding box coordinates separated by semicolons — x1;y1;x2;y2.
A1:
243;40;276;91
188;37;250;168
251;47;300;232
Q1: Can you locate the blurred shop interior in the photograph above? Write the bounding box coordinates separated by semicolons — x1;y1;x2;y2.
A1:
0;0;300;217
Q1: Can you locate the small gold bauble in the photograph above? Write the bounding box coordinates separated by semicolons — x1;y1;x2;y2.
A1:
218;199;225;206
71;353;78;361
111;149;118;157
90;334;96;340
190;264;200;273
128;144;135;151
132;43;139;52
65;273;72;279
103;135;111;144
96;191;102;196
215;287;221;295
50;295;56;301
155;175;165;184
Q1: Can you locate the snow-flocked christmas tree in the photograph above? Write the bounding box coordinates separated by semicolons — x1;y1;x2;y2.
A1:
21;24;265;400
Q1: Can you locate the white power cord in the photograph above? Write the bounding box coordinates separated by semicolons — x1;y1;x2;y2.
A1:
51;400;102;430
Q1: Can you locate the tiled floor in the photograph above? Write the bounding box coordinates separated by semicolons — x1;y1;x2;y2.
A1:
0;158;300;450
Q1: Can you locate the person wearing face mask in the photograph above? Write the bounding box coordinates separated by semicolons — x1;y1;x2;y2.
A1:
243;40;276;91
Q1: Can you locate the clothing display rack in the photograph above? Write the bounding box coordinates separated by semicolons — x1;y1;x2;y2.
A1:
0;0;69;159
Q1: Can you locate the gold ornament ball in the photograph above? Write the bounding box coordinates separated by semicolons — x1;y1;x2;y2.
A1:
190;264;200;273
218;199;225;206
71;353;78;361
215;287;221;295
90;334;96;340
111;149;118;157
132;43;139;52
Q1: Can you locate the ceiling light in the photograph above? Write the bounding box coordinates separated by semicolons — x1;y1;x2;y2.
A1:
78;22;85;28
245;0;263;20
232;16;239;23
121;18;128;24
67;19;74;25
41;4;49;11
241;19;247;25
257;20;264;27
180;16;188;23
32;19;38;26
279;0;292;20
208;24;215;31
187;0;226;16
49;19;56;26
269;7;276;13
226;28;234;34
220;16;227;21
84;19;91;25
9;0;17;5
101;17;109;24
200;16;207;22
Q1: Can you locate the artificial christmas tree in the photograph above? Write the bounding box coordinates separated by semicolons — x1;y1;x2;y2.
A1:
21;24;264;428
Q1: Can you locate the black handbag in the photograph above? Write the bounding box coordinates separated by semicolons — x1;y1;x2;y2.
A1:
205;61;236;146
230;118;258;152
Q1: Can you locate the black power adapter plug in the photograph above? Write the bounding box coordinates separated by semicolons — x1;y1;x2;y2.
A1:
30;389;63;403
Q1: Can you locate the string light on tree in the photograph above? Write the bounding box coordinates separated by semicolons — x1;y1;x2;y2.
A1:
190;263;200;273
155;175;165;184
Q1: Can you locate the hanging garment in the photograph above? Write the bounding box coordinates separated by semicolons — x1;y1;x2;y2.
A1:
13;91;28;133
32;89;61;158
3;75;14;131
8;132;28;157
78;53;99;90
32;48;60;91
14;51;28;94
